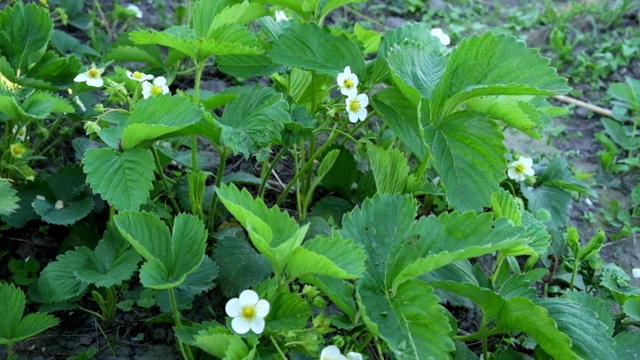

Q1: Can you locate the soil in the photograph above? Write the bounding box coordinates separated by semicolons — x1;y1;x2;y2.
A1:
2;0;640;359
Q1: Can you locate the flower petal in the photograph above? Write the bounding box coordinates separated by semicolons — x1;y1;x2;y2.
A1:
341;87;357;97
249;316;265;334
86;78;104;87
337;73;347;85
321;345;342;360
154;76;167;86
521;157;533;167
346;352;363;360
348;112;358;123
356;108;368;121
357;93;369;107
255;299;270;317
74;74;89;82
225;298;241;317
238;289;259;306
231;317;251;334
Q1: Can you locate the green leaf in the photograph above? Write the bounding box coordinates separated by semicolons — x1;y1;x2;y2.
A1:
38;250;88;303
371;87;427;158
623;297;640;322
466;95;544;139
367;144;410;195
601;118;640;150
268;22;365;77
425;111;507;212
215;183;307;273
21;51;81;89
216;86;290;158
0;283;58;345
83;148;155;211
264;287;311;332
115;212;207;289
340;194;418;285
217;54;284;78
0;178;20;216
0;3;53;72
286;235;366;279
538;298;615;360
121;95;204;149
392;212;524;289
387;38;446;103
192;0;235;38
319;145;357;199
500;210;550;258
316;0;367;20
106;45;164;68
178;322;251;359
564;290;614;336
300;274;356;320
207;2;267;36
431;32;570;119
357;277;455;360
32;196;93;226
155;256;218;312
315;149;340;183
521;185;571;230
613;332;640;359
491;189;522;225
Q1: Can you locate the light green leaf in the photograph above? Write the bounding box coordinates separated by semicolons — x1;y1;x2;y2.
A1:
170;213;208;281
466;95;544;139
129;26;197;58
357;277;455;360
431;32;570;119
316;0;367;20
491;189;522;225
500;210;551;258
216;87;290;158
371;87;427;158
265;288;311;332
564;290;615;336
340;194;417;285
106;45;164;68
208;2;267;36
0;178;20;216
177;322;251;359
316;149;340;182
121;95;203;149
286;235;366;279
215;184;307;273
367;144;410;195
83;148;155;211
387;39;446;103
538;298;616;360
300;274;356;320
192;0;235;38
268;22;365;77
0;3;53;72
392;212;524;289
0;283;58;345
425;111;507;212
217;54;284;78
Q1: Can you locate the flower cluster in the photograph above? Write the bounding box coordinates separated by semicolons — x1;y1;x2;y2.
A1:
320;345;362;360
337;66;368;123
74;66;170;100
507;156;535;182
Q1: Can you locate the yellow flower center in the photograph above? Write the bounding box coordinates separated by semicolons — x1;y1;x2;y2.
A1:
241;305;256;320
17;129;25;137
349;99;360;112
132;71;144;79
87;68;101;79
343;78;354;89
10;143;25;158
515;163;527;174
150;85;163;96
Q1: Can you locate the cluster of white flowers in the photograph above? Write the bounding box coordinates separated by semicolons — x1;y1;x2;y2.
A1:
74;66;170;99
337;66;369;123
320;345;362;360
507;156;535;182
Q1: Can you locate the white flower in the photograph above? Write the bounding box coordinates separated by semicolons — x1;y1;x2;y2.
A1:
126;4;143;19
320;346;346;360
507;156;535;182
346;352;363;360
225;290;270;335
633;268;640;278
74;65;104;87
12;125;27;141
275;10;288;22
35;195;46;201
345;92;369;123
336;66;359;97
141;76;170;99
431;28;451;46
54;200;64;210
126;70;153;82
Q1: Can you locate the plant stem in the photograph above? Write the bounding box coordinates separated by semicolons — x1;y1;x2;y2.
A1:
152;146;181;214
190;62;206;173
270;335;287;359
356;332;375;353
569;260;580;290
258;146;289;199
207;147;229;231
168;288;193;360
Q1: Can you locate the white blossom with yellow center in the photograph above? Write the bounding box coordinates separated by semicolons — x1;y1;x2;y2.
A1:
336;66;359;97
320;346;362;360
507;156;535;182
126;4;143;19
12;125;27;141
126;70;154;82
10;143;26;158
431;28;451;46
74;65;104;87
141;76;170;99
345;92;369;123
225;289;270;334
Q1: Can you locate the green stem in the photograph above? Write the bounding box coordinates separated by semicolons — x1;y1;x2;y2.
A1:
77;305;106;322
207;147;229;231
6;343;12;360
356;332;375;353
569;260;580;291
190;62;206;173
152;147;181;214
270;335;287;359
258;146;289;199
105;286;117;325
169;288;193;360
